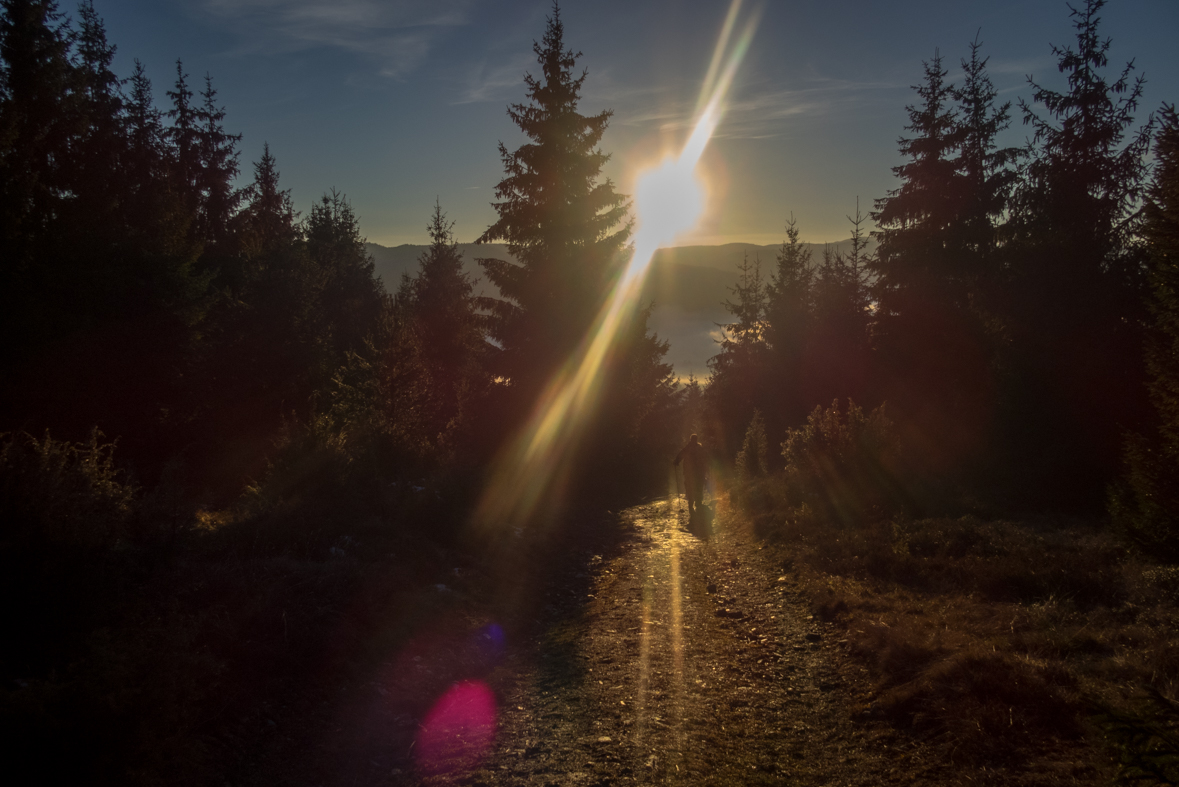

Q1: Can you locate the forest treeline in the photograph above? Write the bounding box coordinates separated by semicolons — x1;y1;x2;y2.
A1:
705;1;1179;559
0;0;1176;570
0;0;677;510
0;2;676;779
1;0;1178;781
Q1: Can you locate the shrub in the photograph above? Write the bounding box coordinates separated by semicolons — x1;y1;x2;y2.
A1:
735;409;768;480
1110;433;1179;563
780;399;903;523
0;429;135;550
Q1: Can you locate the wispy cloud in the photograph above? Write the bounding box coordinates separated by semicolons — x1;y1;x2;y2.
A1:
199;0;473;77
610;77;906;140
454;52;536;104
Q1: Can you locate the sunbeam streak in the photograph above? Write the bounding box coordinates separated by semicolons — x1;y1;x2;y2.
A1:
471;0;758;533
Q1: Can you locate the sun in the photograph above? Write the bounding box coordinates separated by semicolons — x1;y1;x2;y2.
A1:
632;154;706;266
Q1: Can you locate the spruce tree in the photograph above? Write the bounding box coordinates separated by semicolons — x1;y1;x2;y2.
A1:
953;35;1019;287
477;2;630;391
1006;0;1156;504
1145;105;1179;456
869;44;1013;486
0;0;76;265
125;60;167;187
765;214;814;430
166;60;200;215
766;214;814;353
395;201;486;443
707;252;771;459
305;189;382;361
71;0;123;215
195;73;240;249
236;142;299;260
1112;104;1179;557
808;206;874;412
871;51;964;322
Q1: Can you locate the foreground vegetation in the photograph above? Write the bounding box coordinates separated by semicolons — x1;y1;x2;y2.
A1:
731;400;1179;782
2;0;1178;782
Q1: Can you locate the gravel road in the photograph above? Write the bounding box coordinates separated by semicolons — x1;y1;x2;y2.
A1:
396;497;943;786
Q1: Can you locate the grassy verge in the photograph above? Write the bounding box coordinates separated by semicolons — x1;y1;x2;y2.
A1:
740;483;1179;781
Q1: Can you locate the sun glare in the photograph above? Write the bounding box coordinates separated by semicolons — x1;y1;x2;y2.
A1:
471;0;759;534
630;155;706;274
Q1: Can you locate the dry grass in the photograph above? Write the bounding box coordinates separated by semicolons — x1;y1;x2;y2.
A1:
751;498;1179;780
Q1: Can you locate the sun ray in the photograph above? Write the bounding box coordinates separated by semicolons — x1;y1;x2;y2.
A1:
471;0;758;534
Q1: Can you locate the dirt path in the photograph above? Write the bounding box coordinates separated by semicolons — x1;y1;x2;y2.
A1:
392;496;935;786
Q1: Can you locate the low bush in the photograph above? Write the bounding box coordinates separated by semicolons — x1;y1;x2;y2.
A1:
780;399;905;522
0;429;135;551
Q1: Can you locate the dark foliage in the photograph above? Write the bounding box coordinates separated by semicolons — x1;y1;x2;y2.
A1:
1002;0;1155;507
1112;105;1179;560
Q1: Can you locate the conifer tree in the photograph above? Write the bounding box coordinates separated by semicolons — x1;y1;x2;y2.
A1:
870;44;1012;484
236;142;299;260
1005;0;1156;503
0;0;76;264
765;214;815;430
766;215;814;351
125;60;167;187
477;2;630;390
305;189;382;361
1012;0;1153;285
71;0;123;215
707;252;771;458
195;73;240;248
395;201;486;443
871;51;964;321
953;35;1019;286
809;205;874;411
680;372;703;440
166;60;200;214
1113;104;1179;557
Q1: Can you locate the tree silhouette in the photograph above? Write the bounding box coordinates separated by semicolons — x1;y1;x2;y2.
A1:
395;201;487;448
1004;0;1156;504
477;2;630;392
305;189;382;363
871;50;964;320
1113;104;1179;556
707;251;771;459
765;214;815;430
953;34;1019;289
195;73;241;249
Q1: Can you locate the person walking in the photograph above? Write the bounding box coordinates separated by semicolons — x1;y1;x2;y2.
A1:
673;434;708;514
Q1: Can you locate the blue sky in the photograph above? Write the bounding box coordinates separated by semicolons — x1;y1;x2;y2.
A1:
93;0;1179;246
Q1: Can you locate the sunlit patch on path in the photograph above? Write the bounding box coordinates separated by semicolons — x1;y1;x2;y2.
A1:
452;498;923;786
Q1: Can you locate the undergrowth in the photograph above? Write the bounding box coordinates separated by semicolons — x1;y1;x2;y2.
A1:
0;427;476;786
737;411;1179;780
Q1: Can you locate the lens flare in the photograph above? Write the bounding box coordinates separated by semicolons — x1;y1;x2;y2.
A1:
471;0;758;533
415;680;497;775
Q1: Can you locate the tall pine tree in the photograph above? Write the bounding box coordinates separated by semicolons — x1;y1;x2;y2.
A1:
1005;0;1155;505
1112;104;1179;557
477;2;630;394
395;201;487;449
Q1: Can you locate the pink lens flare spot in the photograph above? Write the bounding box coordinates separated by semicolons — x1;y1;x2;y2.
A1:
415;680;497;775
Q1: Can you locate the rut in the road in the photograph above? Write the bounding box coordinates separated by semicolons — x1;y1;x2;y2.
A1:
457;498;924;786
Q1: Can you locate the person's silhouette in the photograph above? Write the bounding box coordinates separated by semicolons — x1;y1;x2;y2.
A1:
673;434;708;514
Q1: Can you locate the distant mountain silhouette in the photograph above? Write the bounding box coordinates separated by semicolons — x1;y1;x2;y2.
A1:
365;239;872;378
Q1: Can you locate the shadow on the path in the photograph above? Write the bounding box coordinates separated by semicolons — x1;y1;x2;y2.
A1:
686;503;715;541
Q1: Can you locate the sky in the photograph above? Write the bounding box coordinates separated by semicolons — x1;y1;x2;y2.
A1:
92;0;1179;247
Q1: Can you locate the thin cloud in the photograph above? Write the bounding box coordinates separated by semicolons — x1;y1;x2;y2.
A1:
612;77;905;140
199;0;472;77
454;53;535;104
